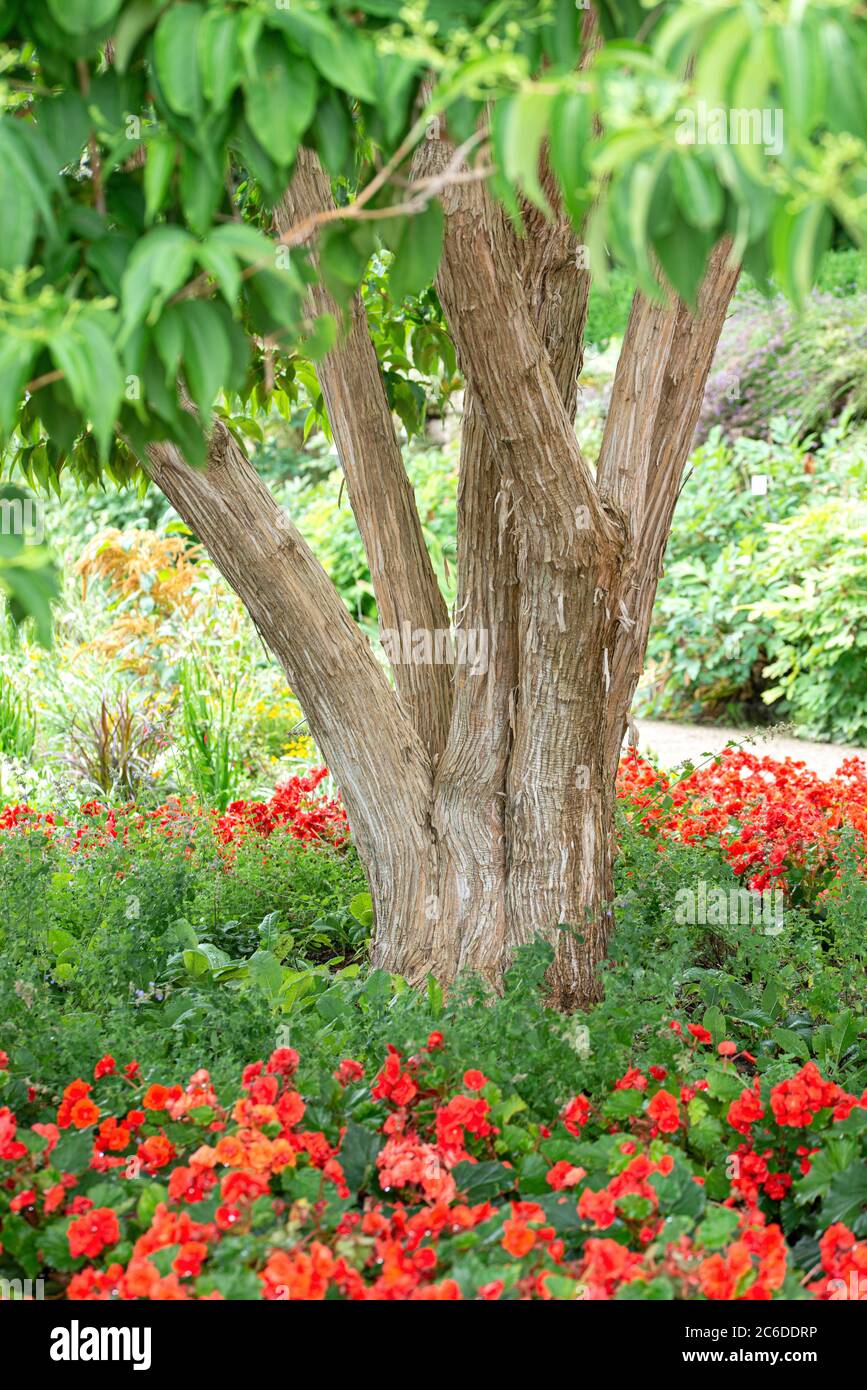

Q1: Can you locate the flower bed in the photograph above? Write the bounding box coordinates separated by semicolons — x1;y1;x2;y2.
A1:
4;750;864;896
1;1028;864;1301
1;748;864;1301
0;768;349;855
4;750;865;902
618;748;867;897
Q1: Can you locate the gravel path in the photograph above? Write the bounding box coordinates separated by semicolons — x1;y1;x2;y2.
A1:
631;719;867;778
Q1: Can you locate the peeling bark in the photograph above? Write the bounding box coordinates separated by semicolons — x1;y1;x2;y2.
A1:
601;240;741;781
412;128;626;1005
277;150;453;764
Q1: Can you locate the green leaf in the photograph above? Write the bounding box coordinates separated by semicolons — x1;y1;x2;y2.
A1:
120;226;197;336
651;1159;706;1220
0;1216;41;1279
0;122;57;241
196;1267;262;1300
0;338;36;438
36;90;91;171
172;918;199;949
114;0;165;73
0;552;59;648
245;33;317;169
701;1005;727;1046
247;267;303;339
86;232;133;298
47;0;121;36
153;303;185;384
311;91;353;178
340;1122;383;1192
38;1220;82;1272
154;3;204;120
534;1192;585;1234
820;20;867;140
451;1160;515;1202
495;90;554;216
49;314;123;460
546;0;583;73
309;25;378;105
180;144;225;238
198;7;241;111
301;313;337;361
318;222;377;303
623;158;666;296
602;1089;645;1121
143;135;177;224
771;1027;811;1062
231;118;282;204
47;927;78;955
384;202;444;302
655;217;713;306
426;974;443;1017
694;9;751;109
52;1129;94;1172
775;23;824;135
823;1161;867;1230
548;90;592;228
137;1182;168;1226
670;152;724;232
348;892;374;929
208;222;276;267
772;202;831;308
196;237;240;308
182;946;213;977
247;947;283;1003
0;145;35;272
697;1204;740;1250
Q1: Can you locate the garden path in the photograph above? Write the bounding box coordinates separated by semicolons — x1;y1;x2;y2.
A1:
630;719;867;777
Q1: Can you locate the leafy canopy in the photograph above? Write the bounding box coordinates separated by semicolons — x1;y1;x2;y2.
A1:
0;0;863;499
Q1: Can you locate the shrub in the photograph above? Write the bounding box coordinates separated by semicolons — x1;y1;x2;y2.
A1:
747;501;867;744
699;292;867;444
643;428;867;735
64;692;170;797
176;658;240;813
812;246;867;297
584;266;636;348
618;746;867;909
0;772;365;1103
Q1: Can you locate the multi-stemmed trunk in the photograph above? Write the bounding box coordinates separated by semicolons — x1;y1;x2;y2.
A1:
146;130;740;1010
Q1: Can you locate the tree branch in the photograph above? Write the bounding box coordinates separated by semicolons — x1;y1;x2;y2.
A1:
276;149;454;762
595;284;679;533
602;238;741;772
145;418;434;864
416;141;618;562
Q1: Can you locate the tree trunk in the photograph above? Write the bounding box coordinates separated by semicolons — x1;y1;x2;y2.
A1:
144;136;740;1008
